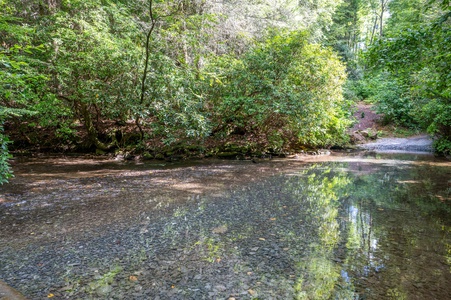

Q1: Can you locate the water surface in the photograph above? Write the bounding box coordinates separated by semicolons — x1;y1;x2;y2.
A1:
0;153;450;299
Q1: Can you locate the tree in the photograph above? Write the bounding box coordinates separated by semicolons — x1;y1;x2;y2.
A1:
364;0;451;153
378;0;390;36
0;6;47;182
326;0;363;79
46;1;143;149
0;0;354;163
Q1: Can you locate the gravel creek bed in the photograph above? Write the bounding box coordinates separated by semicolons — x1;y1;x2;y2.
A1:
1;153;451;299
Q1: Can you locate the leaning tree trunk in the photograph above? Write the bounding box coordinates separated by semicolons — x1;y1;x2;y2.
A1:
379;0;388;37
369;15;378;45
136;0;158;139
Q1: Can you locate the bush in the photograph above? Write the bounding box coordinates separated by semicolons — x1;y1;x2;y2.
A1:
420;99;451;154
354;73;417;127
0;123;13;184
434;138;451;156
372;80;414;126
206;30;351;149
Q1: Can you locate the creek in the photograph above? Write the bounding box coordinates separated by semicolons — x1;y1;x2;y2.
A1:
0;151;450;299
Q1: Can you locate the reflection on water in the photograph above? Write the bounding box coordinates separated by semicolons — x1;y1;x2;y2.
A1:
337;160;451;300
0;154;450;299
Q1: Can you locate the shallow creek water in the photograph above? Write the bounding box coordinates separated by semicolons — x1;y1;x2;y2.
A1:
0;152;450;299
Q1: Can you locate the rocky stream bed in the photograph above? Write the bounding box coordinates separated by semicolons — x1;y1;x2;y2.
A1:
1;149;451;299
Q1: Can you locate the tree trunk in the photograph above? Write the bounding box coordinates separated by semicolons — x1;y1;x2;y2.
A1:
379;0;387;37
370;16;378;44
136;0;157;140
79;102;112;150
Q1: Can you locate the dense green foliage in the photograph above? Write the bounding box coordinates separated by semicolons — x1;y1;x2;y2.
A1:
362;0;451;153
2;0;450;181
326;0;451;154
0;123;12;184
208;31;350;150
0;0;354;182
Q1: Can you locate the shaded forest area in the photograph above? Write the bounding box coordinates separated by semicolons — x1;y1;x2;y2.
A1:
1;0;451;183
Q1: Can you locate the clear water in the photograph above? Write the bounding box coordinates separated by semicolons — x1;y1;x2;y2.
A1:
0;153;450;299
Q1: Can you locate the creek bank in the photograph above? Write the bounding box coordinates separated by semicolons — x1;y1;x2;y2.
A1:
6;119;339;163
10;138;328;164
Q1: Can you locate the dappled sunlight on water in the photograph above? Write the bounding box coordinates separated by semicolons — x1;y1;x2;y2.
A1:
0;153;450;299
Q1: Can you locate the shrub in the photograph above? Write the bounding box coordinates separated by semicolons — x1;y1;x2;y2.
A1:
206;30;351;149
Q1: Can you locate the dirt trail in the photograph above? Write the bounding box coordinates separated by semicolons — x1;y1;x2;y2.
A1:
351;102;382;132
350;102;433;153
